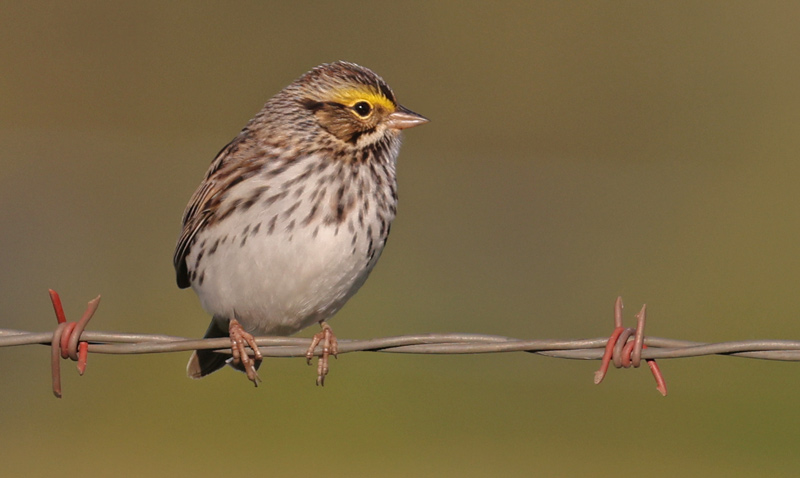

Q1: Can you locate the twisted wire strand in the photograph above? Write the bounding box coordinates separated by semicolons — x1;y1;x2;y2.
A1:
7;291;800;398
4;328;800;360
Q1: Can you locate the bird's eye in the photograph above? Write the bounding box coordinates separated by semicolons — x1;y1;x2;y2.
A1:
352;101;372;117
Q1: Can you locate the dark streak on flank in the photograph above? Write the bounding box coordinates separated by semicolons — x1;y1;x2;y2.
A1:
264;191;288;206
264;164;289;178
217;198;242;222
335;184;346;222
283;200;301;218
336;203;345;222
241;185;269;211
194;249;204;271
303;203;319;226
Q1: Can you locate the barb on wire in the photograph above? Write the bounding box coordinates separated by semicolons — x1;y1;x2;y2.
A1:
594;298;667;396
3;291;800;398
47;290;100;398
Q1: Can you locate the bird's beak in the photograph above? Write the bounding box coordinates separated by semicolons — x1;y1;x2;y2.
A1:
386;105;429;130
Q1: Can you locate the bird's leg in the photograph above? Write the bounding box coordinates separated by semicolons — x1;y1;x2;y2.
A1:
305;322;338;386
228;318;262;386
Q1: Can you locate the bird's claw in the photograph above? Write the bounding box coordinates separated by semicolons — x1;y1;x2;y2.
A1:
305;322;338;386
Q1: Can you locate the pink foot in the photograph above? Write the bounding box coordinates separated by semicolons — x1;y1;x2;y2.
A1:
306;322;338;386
229;318;262;386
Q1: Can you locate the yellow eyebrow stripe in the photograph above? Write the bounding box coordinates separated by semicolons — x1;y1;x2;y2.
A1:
331;88;396;112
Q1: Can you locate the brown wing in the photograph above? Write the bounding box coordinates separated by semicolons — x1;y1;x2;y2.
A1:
173;140;234;288
173;121;269;286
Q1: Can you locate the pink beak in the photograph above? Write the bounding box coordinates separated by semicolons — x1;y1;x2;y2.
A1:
386;105;429;130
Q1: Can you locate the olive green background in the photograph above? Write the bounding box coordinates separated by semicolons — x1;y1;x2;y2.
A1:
3;2;800;476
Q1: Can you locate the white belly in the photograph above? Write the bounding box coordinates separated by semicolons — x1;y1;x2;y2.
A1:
190;217;380;335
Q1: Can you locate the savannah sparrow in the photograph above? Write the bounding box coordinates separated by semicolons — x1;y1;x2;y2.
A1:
173;61;427;386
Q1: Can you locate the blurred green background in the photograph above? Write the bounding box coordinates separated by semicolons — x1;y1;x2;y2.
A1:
3;2;800;476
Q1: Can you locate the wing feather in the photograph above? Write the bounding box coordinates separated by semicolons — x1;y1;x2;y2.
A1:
173;136;244;288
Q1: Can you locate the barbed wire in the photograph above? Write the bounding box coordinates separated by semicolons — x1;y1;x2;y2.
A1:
4;291;800;398
5;328;800;360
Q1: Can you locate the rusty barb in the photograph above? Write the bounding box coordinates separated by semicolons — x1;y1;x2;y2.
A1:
2;291;800;398
48;289;100;398
594;297;667;396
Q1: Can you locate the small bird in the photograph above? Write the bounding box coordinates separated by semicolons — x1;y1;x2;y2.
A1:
174;61;427;385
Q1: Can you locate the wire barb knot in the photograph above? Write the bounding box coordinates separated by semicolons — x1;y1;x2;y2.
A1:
48;289;100;398
593;297;668;396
